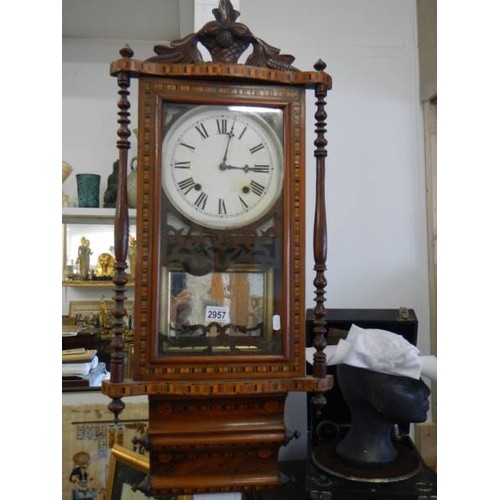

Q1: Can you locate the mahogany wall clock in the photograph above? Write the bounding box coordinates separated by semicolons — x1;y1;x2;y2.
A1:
102;0;333;495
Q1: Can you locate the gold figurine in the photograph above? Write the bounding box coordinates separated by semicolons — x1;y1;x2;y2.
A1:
76;237;92;280
128;236;137;281
96;253;115;278
100;296;109;329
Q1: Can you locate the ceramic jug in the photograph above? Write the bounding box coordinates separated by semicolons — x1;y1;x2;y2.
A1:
127;158;138;208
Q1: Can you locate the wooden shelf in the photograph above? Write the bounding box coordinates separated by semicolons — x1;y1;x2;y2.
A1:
62;280;135;287
62;207;137;224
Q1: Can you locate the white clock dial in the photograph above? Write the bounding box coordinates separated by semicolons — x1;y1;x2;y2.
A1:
162;105;283;230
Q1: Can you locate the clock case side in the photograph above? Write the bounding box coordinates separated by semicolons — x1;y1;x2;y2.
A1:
133;76;307;381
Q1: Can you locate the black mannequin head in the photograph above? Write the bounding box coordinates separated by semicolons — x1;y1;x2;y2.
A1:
335;363;430;465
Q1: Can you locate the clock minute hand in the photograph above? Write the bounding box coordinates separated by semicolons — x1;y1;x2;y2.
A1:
219;164;256;173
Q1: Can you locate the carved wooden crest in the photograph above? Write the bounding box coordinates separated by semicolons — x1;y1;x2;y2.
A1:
148;0;297;70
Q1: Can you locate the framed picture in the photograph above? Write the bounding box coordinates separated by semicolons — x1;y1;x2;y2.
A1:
105;444;149;500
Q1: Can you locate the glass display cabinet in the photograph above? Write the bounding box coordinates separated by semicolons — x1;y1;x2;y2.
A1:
62;208;137;285
62;208;137;380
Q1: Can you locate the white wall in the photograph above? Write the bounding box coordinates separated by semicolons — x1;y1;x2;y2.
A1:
62;38;150;205
62;0;429;460
62;38;149;310
240;0;429;348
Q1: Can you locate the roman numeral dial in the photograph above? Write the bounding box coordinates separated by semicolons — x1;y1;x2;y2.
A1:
163;104;283;230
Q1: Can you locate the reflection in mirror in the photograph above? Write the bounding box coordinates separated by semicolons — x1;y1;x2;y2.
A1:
159;266;280;355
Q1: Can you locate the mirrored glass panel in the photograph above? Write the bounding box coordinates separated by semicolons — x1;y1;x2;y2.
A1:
159;266;278;354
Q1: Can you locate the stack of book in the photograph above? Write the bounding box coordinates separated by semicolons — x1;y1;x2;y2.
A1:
62;348;107;388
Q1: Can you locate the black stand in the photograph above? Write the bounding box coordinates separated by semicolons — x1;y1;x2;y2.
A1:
244;433;437;499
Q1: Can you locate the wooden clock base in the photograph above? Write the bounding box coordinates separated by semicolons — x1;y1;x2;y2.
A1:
102;376;333;495
149;393;287;494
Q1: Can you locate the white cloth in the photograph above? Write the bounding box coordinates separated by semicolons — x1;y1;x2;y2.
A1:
306;324;437;381
420;355;437;381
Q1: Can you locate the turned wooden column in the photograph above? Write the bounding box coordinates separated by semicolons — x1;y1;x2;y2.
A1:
311;59;329;423
109;45;133;421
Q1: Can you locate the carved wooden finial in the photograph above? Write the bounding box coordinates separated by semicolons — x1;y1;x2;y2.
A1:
108;397;125;423
314;59;327;72
212;0;241;23
120;44;134;59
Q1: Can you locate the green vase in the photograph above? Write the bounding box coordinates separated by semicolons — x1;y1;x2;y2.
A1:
77;174;101;208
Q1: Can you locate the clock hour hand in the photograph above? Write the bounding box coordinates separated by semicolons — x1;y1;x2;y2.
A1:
221;116;237;165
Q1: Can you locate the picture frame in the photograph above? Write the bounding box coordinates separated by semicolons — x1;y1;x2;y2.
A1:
69;300;134;322
105;444;149;500
68;300;135;337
